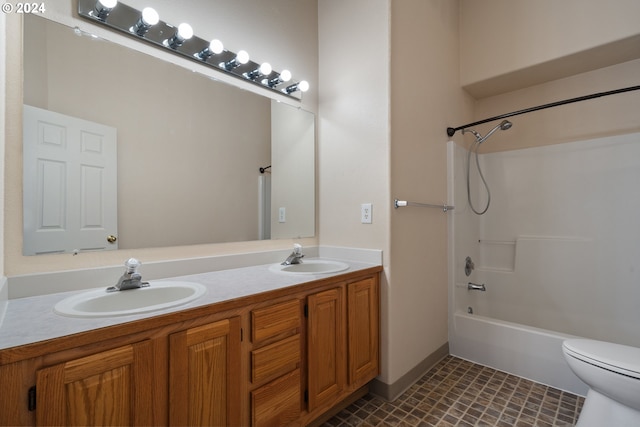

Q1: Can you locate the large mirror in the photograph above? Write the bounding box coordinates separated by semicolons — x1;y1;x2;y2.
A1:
22;15;315;255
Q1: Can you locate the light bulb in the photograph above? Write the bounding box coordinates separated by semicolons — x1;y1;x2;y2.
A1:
220;50;250;70
98;0;117;8
209;39;224;55
196;39;224;60
131;7;158;36
262;69;293;87
166;23;193;48
93;0;117;20
177;23;193;41
236;50;250;65
259;62;272;76
279;70;292;83
246;62;273;80
141;7;159;26
284;80;310;94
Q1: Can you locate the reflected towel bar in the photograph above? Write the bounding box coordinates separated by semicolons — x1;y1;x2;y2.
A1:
394;199;454;212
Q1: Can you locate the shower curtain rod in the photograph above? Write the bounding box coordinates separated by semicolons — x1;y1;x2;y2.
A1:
446;84;640;137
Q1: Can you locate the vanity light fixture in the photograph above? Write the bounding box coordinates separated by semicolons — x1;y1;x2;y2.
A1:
130;7;159;36
92;0;117;21
245;62;272;80
78;0;309;99
221;50;250;71
165;23;193;49
263;69;292;88
195;39;224;61
284;80;310;94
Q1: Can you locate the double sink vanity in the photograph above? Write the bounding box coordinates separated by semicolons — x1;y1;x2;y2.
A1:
0;254;382;426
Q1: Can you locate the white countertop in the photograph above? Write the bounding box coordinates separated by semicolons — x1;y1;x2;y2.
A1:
0;259;380;351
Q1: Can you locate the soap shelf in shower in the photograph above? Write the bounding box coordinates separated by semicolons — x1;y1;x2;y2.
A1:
478;239;516;272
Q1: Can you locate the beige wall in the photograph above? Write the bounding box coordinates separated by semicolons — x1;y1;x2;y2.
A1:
472;59;640;153
317;0;391;380
4;1;318;276
389;0;473;386
0;13;5;278
460;0;640;97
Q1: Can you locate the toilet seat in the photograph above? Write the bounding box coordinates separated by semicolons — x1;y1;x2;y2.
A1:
563;339;640;380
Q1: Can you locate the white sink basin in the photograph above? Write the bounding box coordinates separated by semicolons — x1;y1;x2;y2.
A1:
269;259;349;275
54;281;206;318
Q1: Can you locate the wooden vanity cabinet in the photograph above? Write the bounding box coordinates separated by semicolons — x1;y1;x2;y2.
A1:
35;341;155;426
249;299;303;426
305;276;380;420
0;269;381;427
347;276;379;387
0;312;242;427
169;317;242;426
307;287;346;412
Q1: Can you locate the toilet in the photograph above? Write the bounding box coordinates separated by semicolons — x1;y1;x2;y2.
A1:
562;339;640;427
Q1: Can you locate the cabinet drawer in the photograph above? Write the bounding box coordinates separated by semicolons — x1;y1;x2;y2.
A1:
252;334;300;384
251;368;301;427
251;300;301;343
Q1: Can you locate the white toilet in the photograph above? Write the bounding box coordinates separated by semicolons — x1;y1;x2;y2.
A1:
562;339;640;427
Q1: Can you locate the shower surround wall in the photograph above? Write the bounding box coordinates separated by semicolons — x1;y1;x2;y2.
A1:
449;132;640;391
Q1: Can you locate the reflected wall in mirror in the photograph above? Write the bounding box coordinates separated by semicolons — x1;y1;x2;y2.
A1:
22;14;314;255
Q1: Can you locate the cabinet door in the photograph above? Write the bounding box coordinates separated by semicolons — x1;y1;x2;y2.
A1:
35;341;154;426
307;287;345;412
169;317;241;426
348;276;380;385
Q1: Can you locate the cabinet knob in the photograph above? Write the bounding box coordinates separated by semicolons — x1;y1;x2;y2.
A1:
107;235;117;243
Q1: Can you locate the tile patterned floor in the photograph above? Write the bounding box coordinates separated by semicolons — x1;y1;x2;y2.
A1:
323;355;584;427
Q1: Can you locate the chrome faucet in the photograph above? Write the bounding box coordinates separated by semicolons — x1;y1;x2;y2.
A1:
281;244;305;265
106;258;150;292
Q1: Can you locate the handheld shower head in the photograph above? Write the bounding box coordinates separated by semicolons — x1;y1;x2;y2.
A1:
463;120;512;143
499;120;512;130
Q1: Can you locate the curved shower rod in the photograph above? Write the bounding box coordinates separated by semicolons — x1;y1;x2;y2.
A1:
446;85;640;137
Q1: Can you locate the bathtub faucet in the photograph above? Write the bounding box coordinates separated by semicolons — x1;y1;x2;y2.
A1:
468;282;486;292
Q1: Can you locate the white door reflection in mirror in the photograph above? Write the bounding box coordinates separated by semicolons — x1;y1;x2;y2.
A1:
23;105;118;255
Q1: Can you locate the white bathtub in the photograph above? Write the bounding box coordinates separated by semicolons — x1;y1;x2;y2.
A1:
449;311;588;396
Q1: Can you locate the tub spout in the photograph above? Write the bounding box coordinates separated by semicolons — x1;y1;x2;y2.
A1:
468;282;486;292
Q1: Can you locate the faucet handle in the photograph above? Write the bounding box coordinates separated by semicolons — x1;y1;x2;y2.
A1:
293;244;302;255
125;258;141;273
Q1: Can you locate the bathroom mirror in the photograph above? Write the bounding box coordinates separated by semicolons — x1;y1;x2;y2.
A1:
22;14;315;255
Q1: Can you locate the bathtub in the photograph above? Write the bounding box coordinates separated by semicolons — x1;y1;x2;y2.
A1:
449;311;588;396
444;136;640;399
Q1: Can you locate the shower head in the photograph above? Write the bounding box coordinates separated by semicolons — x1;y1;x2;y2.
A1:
499;120;512;130
463;120;512;144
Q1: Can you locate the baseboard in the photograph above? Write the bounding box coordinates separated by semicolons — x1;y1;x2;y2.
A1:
369;342;449;401
0;276;8;328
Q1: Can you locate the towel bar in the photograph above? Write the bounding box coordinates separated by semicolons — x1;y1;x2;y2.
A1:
394;199;454;212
